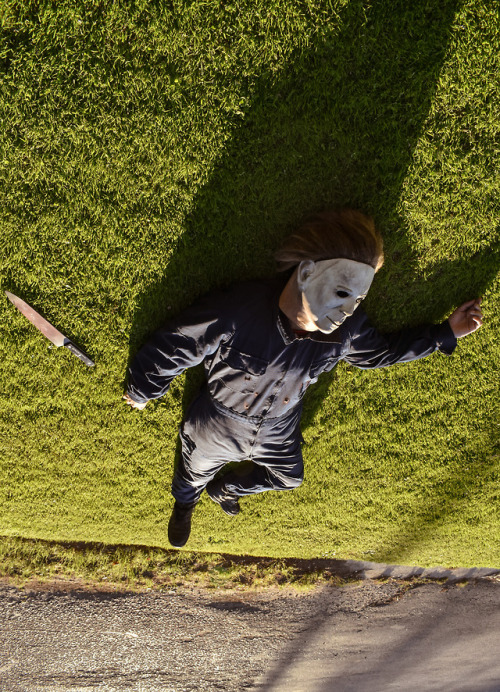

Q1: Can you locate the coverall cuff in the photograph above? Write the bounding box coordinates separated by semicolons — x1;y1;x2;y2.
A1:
437;321;458;356
126;388;149;405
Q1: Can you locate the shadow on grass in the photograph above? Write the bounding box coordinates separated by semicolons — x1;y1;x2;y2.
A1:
126;0;500;557
129;0;468;351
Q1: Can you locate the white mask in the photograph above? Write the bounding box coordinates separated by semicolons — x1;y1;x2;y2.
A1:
297;258;375;333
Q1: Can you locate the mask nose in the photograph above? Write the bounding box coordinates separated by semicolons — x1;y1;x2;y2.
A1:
342;298;358;317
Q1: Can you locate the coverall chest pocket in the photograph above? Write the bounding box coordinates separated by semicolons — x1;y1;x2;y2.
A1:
309;356;338;381
219;344;268;393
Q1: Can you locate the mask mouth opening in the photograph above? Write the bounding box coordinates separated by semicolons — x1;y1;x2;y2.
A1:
316;318;342;334
326;316;344;327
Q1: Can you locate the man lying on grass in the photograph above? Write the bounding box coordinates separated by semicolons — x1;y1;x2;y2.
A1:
124;210;483;548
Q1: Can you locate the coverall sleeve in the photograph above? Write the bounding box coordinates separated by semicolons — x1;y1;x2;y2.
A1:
127;290;234;404
342;311;457;369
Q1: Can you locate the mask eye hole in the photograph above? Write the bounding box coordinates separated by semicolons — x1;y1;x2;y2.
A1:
336;290;349;298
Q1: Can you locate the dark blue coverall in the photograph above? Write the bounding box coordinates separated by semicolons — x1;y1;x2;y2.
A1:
127;276;457;505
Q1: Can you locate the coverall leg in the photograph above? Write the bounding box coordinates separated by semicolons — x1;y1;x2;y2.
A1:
171;392;304;505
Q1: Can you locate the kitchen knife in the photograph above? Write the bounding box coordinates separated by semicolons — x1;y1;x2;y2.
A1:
5;291;95;367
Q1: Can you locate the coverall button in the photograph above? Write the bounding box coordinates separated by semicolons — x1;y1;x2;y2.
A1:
254;392;259;397
244;375;251;381
284;397;290;404
244;402;249;409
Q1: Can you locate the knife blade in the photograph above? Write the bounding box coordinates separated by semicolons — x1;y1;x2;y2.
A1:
5;291;95;367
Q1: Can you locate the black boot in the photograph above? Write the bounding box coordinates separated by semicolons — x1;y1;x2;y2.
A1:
206;478;240;517
168;501;196;547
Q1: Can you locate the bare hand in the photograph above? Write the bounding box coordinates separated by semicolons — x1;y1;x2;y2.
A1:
448;299;483;338
123;393;148;410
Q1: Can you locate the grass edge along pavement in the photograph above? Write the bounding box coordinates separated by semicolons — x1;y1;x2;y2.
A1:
0;536;350;593
0;536;498;594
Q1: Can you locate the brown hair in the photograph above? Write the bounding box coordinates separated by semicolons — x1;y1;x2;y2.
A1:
275;209;384;272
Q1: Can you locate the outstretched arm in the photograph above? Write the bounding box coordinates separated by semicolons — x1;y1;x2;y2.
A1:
342;298;483;370
447;299;483;338
124;289;235;409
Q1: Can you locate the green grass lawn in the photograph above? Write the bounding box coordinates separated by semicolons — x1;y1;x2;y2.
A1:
0;0;498;568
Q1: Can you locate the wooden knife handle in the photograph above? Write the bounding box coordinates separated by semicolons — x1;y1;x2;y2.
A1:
63;339;95;367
